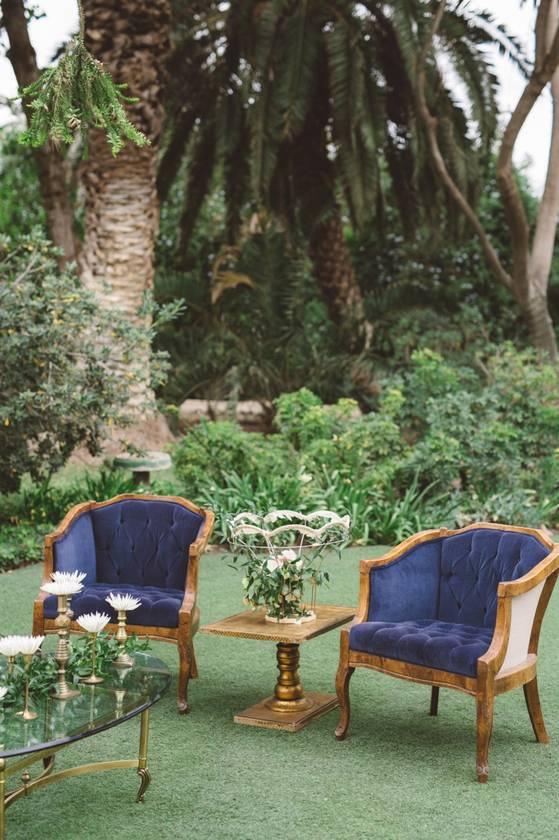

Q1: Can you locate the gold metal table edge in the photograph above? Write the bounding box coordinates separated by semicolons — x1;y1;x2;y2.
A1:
0;708;151;839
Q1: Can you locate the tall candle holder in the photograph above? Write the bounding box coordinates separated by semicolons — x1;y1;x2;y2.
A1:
14;636;45;721
0;686;7;720
76;612;111;684
105;593;141;668
41;576;85;700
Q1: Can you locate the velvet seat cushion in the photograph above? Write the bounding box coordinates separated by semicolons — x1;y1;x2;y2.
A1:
43;583;184;629
349;619;494;677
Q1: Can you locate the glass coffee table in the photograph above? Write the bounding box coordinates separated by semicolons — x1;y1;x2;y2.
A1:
0;652;170;840
201;604;354;732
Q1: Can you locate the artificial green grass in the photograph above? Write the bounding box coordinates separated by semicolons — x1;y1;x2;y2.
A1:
2;549;559;840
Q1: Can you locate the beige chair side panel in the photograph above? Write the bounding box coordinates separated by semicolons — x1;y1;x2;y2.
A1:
497;581;545;675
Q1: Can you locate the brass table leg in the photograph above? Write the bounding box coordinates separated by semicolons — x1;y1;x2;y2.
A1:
0;758;5;840
234;642;339;732
136;709;151;803
266;643;313;713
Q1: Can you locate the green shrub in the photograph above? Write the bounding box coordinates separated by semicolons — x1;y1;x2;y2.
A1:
0;523;50;570
170;346;559;543
0;232;176;493
172;420;290;495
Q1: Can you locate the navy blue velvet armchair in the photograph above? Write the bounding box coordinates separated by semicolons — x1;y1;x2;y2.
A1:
33;494;214;713
335;523;559;781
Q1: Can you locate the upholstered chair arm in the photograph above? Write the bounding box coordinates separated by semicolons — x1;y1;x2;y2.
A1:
479;547;559;676
179;509;215;619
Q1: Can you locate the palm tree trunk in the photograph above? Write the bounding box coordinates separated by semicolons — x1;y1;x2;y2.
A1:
522;287;558;361
308;211;371;351
80;0;171;414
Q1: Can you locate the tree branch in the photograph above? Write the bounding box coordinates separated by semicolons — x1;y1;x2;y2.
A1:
496;0;559;298
415;0;513;292
529;2;559;292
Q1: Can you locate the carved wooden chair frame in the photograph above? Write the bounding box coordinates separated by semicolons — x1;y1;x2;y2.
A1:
32;493;215;714
335;522;559;782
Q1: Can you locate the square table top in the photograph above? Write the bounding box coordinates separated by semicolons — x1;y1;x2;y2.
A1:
200;604;355;644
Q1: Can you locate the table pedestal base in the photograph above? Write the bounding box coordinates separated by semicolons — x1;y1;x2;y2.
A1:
233;641;338;731
234;691;338;732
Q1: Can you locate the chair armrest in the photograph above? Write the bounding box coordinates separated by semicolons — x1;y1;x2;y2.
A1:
479;547;559;676
179;508;215;621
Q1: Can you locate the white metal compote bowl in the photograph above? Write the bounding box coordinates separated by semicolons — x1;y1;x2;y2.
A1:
229;509;351;623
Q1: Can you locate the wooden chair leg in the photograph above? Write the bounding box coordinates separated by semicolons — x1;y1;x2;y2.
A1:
524;677;549;744
335;663;355;741
430;686;439;716
475;688;494;783
177;638;195;715
190;645;199;680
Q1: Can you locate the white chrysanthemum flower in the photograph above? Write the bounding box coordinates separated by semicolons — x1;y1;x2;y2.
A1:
0;686;8;701
106;593;141;612
0;635;24;657
76;612;111;634
51;571;87;586
16;636;45;656
41;580;83;596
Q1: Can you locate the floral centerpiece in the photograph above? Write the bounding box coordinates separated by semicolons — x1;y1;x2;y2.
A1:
229;510;350;624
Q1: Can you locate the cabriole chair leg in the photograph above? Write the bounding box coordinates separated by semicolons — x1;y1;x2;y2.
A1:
335;665;355;741
475;689;494;783
524;677;549;744
177;639;194;715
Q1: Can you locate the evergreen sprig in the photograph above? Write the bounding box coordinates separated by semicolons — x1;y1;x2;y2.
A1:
19;35;149;156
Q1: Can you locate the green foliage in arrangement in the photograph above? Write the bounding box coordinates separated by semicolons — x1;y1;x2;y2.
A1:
0;232;176;493
19;33;148;156
1;634;151;704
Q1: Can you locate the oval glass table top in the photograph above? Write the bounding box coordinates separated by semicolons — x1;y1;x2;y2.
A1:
0;652;170;759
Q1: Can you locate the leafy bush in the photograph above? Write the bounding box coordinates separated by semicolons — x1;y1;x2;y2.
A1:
0;523;51;570
171;346;559;543
0;232;175;493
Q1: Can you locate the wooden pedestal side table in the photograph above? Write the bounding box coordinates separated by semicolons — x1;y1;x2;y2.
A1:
201;604;354;732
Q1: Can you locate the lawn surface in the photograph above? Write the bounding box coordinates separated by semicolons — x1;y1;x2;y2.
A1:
1;548;559;840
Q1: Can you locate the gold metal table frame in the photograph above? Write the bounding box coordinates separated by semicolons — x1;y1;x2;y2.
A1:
201;604;354;731
0;708;150;840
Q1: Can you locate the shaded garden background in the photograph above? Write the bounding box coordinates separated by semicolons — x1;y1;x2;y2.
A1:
2;0;559;566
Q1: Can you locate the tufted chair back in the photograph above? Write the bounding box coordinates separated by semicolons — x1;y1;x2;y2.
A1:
438;529;548;627
54;498;205;590
369;528;549;629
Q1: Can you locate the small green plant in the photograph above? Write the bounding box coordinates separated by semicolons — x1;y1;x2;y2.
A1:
19;1;148;156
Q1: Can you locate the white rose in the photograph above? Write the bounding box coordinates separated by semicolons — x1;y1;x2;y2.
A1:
278;549;297;563
267;556;282;573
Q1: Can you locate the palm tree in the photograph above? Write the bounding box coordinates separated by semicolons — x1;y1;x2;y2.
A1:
79;0;171;413
159;0;504;350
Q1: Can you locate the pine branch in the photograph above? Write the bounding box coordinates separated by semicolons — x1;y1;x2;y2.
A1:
18;30;149;156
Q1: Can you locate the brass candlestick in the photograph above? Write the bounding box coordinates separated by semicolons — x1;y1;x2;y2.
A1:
52;594;80;700
114;610;134;668
16;654;37;721
81;633;103;685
